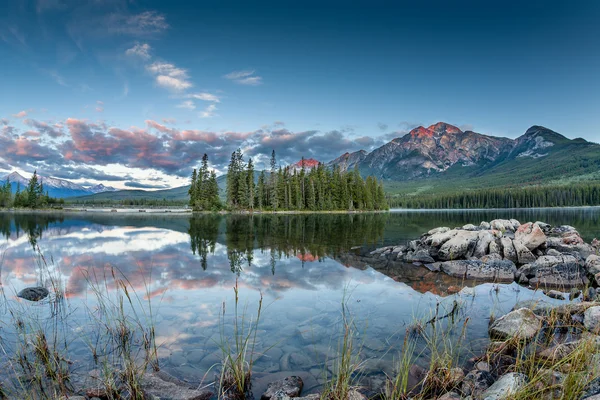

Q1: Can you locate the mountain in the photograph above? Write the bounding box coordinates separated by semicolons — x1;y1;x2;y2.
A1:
327;150;367;172
3;172;117;198
68;185;191;202
328;122;600;195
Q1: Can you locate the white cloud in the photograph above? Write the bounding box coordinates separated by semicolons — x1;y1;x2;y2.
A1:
188;92;220;102
199;104;217;118
125;43;151;60
224;70;263;86
147;61;192;92
12;110;28;118
176;100;195;110
106;11;168;36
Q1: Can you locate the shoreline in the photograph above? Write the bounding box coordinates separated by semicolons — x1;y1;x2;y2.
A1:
0;207;390;215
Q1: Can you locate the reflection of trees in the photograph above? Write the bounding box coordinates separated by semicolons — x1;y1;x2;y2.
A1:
187;213;390;273
0;213;65;249
188;214;221;270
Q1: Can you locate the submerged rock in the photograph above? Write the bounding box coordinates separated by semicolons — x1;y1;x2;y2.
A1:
480;372;527;400
141;370;212;400
17;287;49;302
489;308;542;340
261;376;304;399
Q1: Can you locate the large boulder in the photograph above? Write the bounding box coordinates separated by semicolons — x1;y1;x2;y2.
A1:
404;249;435;264
437;231;480;260
489;308;542;340
500;237;518;263
587;255;600;275
473;231;495;258
491;219;517;232
439;260;516;282
512;239;537;264
527;255;588;288
514;222;547;251
480;373;527;400
425;229;459;247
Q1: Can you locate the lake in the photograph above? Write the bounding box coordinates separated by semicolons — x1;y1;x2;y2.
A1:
1;208;599;397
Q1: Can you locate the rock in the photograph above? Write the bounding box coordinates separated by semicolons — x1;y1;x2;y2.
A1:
562;231;584;245
491;219;516;232
261;376;304;399
489;308;542;340
595;273;600;287
476;362;490;372
480;221;491;230
85;389;108;399
405;249;435;264
428;227;451;235
480;372;527;400
461;370;494;397
584;306;600;334
473;231;495;258
347;389;367;400
488;240;502;256
462;224;478;231
527;255;588;288
537;340;587;363
500;237;518;263
581;377;600;399
439;259;516;282
587;255;600;275
515;222;547;251
141;370;213;400
17;287;49;301
512;239;537;264
545;290;565;300
437;231;480;260
546;248;562;257
535;221;551;231
513;299;554;316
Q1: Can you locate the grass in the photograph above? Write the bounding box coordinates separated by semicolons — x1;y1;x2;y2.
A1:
217;279;264;400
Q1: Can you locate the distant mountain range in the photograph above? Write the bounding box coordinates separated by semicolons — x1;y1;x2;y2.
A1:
3;171;117;198
9;122;599;202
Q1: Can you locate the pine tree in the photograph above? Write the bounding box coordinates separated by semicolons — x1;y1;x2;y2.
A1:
257;171;266;210
247;158;255;210
270;150;278;210
188;169;198;207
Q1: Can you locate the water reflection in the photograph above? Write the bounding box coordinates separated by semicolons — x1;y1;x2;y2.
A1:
0;210;594;396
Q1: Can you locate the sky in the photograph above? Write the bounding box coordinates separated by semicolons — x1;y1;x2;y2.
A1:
1;0;599;189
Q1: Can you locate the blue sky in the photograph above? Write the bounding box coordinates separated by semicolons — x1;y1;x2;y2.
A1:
1;0;599;189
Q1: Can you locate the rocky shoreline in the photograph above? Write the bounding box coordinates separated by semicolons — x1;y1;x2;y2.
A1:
367;219;600;291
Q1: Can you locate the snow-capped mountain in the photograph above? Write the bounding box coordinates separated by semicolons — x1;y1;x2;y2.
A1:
3;171;116;198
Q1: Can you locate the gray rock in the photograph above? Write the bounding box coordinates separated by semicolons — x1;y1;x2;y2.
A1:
141;370;212;400
489;308;542;340
512;299;554;316
514;222;547;251
581;377;600;399
438;231;480;260
461;370;494;397
491;219;516;232
425;229;459;247
439;259;516;282
261;376;304;400
473;231;495;258
528;255;588;288
17;287;49;302
500;237;517;263
545;290;565;300
488;240;502;255
480;221;491;230
535;221;551;231
546;248;562;257
587;255;600;275
428;227;451;235
405;249;435;263
512;239;537;264
584;306;600;334
462;224;478;231
481;372;527;400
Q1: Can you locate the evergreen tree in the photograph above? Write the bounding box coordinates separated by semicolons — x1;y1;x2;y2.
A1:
247;158;255;210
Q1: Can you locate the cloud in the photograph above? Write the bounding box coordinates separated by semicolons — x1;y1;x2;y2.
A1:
199;104;217;118
107;11;168;36
162;118;176;125
176;100;195;110
124;181;170;189
224;70;263;86
125;43;151;60
377;122;388;131
1;118;9;126
95;100;104;113
188;92;220;102
12;110;28;118
147;61;192;91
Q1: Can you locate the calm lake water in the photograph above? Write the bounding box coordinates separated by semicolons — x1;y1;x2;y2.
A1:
1;208;600;396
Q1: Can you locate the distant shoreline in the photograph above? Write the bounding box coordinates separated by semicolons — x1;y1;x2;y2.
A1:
0;207;389;215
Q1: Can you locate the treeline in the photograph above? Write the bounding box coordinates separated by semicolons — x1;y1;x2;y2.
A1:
188;154;221;211
1;171;63;209
390;183;600;209
73;198;187;206
224;149;388;211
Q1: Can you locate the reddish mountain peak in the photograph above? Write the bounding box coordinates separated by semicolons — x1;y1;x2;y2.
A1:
409;126;435;138
294;158;320;168
427;122;462;134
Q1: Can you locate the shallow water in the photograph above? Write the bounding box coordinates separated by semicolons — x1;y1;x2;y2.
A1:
0;209;598;396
